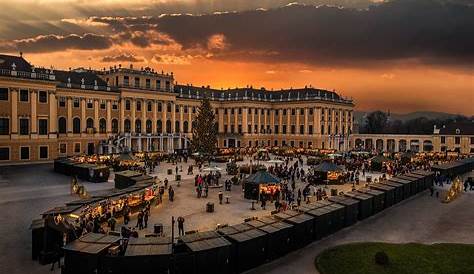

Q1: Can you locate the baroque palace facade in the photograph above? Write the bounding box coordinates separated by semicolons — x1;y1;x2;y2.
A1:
0;54;355;164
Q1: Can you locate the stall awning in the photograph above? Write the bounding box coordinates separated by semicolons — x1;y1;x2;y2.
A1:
312;161;342;172
245;170;281;185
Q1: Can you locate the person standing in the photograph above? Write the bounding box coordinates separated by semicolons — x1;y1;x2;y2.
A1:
108;216;117;232
177;216;185;236
144;210;149;228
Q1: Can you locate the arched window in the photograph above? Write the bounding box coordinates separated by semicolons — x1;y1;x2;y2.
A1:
146;120;152;133
183;121;189;133
166;120;171;133
86;118;94;129
175;121;180;133
135;119;142;133
99;118;106;133
157;120;162;133
73;117;81;133
58;117;67;134
111;119;118;133
124;119;131;133
157;103;162;112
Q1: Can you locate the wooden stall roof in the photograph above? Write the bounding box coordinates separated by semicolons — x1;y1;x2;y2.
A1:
328;196;359;206
227;229;267;243
411;170;435;176
230;222;253;233
30;218;45;230
344;191;372;201
66;197;103;206
217;226;240;236
257;216;279;225
114;170;143;178
63;233;120;255
370;183;395;191
245;219;267;228
356;187;384;196
432;161;463;171
391;176;416;182
186;236;231;252
180;230;220;243
270;221;293;230
286;213;313;224
125;237;172;256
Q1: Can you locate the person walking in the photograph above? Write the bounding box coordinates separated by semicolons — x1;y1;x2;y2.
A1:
136;211;144;230
177;216;185;236
108;216;117;232
144;210;149;228
169;186;175;202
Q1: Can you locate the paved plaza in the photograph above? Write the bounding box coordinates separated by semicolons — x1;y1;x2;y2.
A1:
0;159;473;274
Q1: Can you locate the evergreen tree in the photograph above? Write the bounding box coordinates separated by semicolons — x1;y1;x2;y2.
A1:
191;98;218;157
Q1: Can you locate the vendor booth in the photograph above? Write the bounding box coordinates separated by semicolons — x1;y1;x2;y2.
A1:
369;155;393;172
243;170;281;200
309;161;344;184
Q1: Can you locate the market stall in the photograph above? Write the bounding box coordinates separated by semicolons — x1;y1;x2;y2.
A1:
369;155;393;172
243;170;281;200
308;161;344;184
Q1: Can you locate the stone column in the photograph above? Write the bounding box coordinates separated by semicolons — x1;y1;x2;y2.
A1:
278;109;283;134
162;101;167;133
141;100;146;134
286;108;291;135
67;97;72;135
234;108;238;130
49;92;57;135
257;109;262;134
315;107;321;134
179;105;184;133
263;108;267;134
188;108;192;135
10;89;18;136
93;99;99;133
30;91;37;137
106;100;112;133
81;98;86;133
304;108;309;135
218;108;225;133
251;109;255;134
131;99;136;134
296;109;300;135
242;108;248;133
120;98;125;134
227;109;231;133
152;101;157;134
270;109;275;134
171;102;176;133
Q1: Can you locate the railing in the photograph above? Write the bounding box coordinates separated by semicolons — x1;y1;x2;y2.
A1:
0;69;54;81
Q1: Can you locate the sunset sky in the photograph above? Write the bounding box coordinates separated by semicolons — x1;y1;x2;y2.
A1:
0;0;472;115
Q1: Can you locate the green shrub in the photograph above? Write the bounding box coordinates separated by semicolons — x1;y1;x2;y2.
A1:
374;251;389;266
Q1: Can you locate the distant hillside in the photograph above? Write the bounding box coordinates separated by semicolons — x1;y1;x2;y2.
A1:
354;111;463;125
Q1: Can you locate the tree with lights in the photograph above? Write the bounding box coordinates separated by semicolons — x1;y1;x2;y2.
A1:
191;98;218;158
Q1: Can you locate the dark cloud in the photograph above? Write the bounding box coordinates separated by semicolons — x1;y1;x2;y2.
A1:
101;53;144;62
0;33;112;53
150;0;474;66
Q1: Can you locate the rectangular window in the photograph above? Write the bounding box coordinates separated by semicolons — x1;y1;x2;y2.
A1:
471;137;474;145
309;108;314;115
59;143;67;154
441;136;446;144
19;119;29;135
112;102;118;110
20;147;29;160
321;125;325;135
224;125;228;133
19;89;29;102
38;91;47;103
283;109;287;116
147;102;152;112
247;125;251;133
238;125;242;133
100;100;106;109
175;105;180;112
87;99;93;108
0;88;8;100
274;125;279;134
165;81;170;91
309;125;313;135
299;125;304;134
146;79;151;89
134;77;140;88
39;146;48;159
0;147;9;160
0;118;9;135
455;137;461;145
73;98;80;108
38;119;48;135
123;76;129;86
158;103;162;112
136;101;141;111
74;143;81;153
291;109;296;115
282;125;287;134
126;100;131;110
291;125;296;134
59;97;66;107
156;80;161;89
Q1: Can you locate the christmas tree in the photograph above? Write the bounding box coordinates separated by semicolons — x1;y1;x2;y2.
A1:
191;98;218;158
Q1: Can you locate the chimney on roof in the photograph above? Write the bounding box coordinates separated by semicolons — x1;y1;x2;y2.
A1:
19;52;23;58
